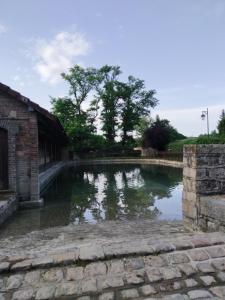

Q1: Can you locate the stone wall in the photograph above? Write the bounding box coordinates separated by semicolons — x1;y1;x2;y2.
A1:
183;145;225;231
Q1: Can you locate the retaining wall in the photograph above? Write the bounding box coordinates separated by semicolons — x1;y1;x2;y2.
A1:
183;145;225;231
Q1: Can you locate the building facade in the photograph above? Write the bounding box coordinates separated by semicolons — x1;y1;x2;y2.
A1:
0;83;69;206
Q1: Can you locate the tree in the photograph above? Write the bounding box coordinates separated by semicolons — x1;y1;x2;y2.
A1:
51;66;102;152
61;65;100;115
218;109;225;136
142;116;171;151
119;76;158;145
142;116;185;151
134;117;152;140
94;65;122;143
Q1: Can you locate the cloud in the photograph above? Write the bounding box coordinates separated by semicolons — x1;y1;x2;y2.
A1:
33;31;90;84
0;24;7;34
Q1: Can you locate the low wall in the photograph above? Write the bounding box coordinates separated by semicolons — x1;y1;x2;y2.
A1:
183;145;225;231
80;158;183;168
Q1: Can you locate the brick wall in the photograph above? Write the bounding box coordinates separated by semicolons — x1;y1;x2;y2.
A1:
0;92;39;202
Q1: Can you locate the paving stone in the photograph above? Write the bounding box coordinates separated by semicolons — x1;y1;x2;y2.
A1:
12;288;34;300
120;288;139;299
84;262;107;277
35;285;56;300
173;240;193;250
163;294;189;300
210;286;225;298
32;257;53;268
6;274;23;290
81;278;98;293
212;258;225;271
185;278;198;288
140;284;157;296
11;260;33;271
216;271;225;281
42;268;63;282
51;250;78;265
146;268;163;282
24;270;41;286
66;266;84;281
8;255;28;263
79;244;104;260
191;238;212;248
197;261;215;273
144;255;167;267
178;263;197;276
126;272;144;284
167;253;190;264
126;257;144;270
0;262;9;273
187;289;213;299
160;267;182;280
97;275;124;290
188;249;210;261
151;242;176;253
107;260;124;274
99;292;114;300
200;275;216;286
55;282;80;297
206;246;225;258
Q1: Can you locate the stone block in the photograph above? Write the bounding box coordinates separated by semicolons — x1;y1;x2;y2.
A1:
120;288;139;299
35;285;56;300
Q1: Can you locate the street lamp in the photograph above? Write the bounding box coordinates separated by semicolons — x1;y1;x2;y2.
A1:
201;108;209;137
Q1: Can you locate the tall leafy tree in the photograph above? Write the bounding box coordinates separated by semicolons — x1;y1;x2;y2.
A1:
119;76;158;145
94;65;122;143
51;66;102;152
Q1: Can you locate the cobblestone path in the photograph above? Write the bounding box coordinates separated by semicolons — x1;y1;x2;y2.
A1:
1;221;225;299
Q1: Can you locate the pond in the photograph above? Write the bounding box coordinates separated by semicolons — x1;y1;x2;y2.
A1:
0;164;183;237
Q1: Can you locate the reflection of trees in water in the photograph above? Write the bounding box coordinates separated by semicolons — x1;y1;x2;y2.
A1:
43;164;182;224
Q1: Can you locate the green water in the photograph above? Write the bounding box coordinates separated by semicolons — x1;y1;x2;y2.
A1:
0;164;183;237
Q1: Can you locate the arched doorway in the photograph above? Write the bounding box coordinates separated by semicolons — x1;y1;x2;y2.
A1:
0;128;8;190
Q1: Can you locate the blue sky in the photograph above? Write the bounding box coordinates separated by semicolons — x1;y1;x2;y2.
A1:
0;0;225;136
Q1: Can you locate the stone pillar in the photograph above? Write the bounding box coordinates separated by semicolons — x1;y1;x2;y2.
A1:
183;144;225;230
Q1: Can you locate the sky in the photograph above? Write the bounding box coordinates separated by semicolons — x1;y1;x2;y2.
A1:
0;0;225;136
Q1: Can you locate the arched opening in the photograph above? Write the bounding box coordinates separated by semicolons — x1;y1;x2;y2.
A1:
0;128;8;190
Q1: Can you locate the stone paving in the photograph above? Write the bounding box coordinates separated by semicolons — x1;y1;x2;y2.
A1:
1;220;225;299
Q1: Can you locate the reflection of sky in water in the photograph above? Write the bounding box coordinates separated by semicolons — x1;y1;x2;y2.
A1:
0;164;183;237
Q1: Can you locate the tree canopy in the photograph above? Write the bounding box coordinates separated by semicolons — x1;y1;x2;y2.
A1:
51;64;158;153
142;116;186;151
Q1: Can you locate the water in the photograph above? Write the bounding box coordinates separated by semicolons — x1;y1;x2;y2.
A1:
0;164;183;237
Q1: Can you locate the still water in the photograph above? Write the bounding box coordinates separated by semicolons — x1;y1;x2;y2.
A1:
0;164;183;237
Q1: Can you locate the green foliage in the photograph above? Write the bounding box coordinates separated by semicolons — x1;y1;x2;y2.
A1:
96;65;122;143
118;76;157;145
169;134;225;153
51;64;158;153
142;116;185;151
142;116;171;151
134;117;152;140
218;109;225;136
168;138;198;152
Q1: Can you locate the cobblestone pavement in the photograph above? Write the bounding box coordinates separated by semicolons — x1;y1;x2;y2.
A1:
1;220;225;299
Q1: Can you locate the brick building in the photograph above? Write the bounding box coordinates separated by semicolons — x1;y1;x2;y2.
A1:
0;83;69;206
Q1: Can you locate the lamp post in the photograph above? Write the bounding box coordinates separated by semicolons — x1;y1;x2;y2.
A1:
201;108;209;137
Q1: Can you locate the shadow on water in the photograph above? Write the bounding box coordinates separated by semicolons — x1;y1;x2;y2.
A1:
0;164;183;237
